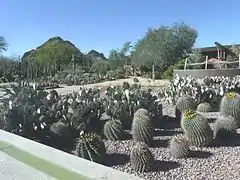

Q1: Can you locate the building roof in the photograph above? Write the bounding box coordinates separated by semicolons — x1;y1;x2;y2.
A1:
199;43;240;53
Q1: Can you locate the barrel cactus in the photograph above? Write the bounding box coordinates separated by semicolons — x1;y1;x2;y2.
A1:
134;108;149;117
132;109;154;146
169;134;190;158
219;91;240;125
214;114;238;140
197;102;212;112
130;142;154;172
181;110;213;147
49;121;71;148
103;120;124;141
75;132;106;163
175;95;196;123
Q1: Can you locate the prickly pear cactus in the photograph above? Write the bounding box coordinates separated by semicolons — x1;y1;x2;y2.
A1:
130;142;154;172
169;134;190;158
132;109;154;146
181;110;213;147
75;132;106;163
103;120;124;141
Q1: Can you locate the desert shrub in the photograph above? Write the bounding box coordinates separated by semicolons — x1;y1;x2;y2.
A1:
162;59;185;80
90;60;110;76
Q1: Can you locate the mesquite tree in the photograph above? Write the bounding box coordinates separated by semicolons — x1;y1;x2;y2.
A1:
132;22;198;81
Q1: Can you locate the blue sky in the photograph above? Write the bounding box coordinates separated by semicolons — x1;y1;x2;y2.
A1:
1;0;240;58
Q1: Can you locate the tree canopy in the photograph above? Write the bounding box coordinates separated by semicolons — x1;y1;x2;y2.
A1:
0;36;8;54
132;22;198;75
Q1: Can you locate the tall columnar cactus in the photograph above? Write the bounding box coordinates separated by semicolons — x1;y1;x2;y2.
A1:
181;110;213;147
103;120;124;141
213;114;238;140
175;95;196;123
75;132;106;164
130;142;154;172
169;134;190;158
219;91;240;125
197;102;212;112
132;109;154;146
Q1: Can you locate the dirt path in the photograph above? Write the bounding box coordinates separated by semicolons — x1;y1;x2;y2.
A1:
48;77;170;95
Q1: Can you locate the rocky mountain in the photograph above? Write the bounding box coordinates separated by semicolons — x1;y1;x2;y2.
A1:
22;37;107;63
86;50;107;60
22;36;82;60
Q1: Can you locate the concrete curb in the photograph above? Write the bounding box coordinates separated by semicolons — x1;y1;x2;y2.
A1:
0;130;144;180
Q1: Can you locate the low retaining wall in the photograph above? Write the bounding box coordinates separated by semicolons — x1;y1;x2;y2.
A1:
0;130;143;180
173;68;240;79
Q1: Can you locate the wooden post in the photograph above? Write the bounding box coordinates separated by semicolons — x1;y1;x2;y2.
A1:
184;58;188;70
205;56;208;70
239;54;240;68
152;64;155;82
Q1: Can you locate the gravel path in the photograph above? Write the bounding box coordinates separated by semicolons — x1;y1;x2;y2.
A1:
103;103;240;180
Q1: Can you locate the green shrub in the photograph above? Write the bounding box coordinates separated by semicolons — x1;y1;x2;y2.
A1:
90;60;110;76
162;59;185;80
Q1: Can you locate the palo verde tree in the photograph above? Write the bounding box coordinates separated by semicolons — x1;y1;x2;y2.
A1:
132;22;198;81
108;41;132;70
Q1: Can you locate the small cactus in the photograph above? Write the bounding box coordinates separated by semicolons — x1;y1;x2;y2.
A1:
169;134;190;158
181;110;213;147
132;109;154;146
220;91;240;125
214;114;238;140
134;108;149;117
130;142;154;172
75;132;106;163
175;95;196;123
197;102;212;112
49;121;71;148
103;120;124;141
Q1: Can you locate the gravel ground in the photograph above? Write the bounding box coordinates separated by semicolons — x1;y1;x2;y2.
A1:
103;102;240;180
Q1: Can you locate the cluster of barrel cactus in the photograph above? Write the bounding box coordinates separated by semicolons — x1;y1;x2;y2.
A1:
170;91;240;158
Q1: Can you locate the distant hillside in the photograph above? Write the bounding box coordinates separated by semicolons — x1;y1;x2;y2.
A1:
86;50;107;60
22;36;82;60
22;37;107;65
